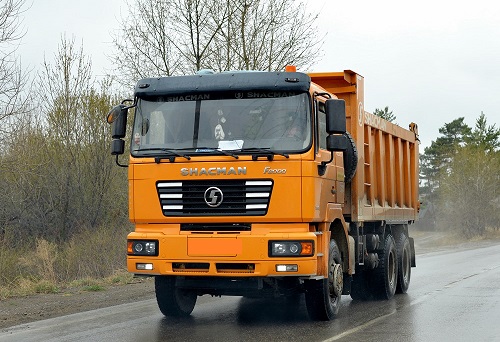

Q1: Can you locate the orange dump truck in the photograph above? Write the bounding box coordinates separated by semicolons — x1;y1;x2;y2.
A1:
107;68;419;321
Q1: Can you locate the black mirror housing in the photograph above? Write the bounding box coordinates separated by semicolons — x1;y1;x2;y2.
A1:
326;134;348;152
325;99;346;134
107;104;129;139
111;139;125;155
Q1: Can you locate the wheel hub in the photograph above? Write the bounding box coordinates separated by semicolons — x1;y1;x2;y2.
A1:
329;264;343;297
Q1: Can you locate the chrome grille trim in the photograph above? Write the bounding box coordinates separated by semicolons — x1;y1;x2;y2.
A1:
156;179;273;216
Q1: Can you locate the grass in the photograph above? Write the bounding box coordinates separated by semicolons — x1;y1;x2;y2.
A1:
0;272;138;300
0;278;60;299
34;280;60;294
107;269;136;285
83;284;105;292
0;224;134;300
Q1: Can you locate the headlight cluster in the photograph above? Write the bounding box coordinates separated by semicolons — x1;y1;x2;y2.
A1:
269;241;314;257
127;240;158;256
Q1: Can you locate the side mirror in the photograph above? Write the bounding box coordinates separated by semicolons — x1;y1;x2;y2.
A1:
326;134;348;152
325;99;346;134
111;139;125;155
107;101;134;167
319;100;347;176
325;132;358;182
107;104;129;139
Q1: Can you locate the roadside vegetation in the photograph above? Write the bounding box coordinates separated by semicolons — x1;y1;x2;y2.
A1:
419;114;500;237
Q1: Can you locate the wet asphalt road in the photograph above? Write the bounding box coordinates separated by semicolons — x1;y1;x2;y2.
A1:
1;241;499;342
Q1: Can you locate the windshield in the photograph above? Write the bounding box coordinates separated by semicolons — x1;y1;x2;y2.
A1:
130;93;311;156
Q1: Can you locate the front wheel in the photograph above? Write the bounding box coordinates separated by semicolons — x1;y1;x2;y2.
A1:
305;239;343;321
155;276;197;317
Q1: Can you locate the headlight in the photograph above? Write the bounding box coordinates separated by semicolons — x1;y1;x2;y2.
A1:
127;240;158;256
269;241;314;257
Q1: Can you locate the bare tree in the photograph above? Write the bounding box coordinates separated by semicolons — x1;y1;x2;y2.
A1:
0;0;29;145
29;37;126;241
213;0;323;71
111;0;323;86
112;0;230;86
112;0;182;85
168;0;230;72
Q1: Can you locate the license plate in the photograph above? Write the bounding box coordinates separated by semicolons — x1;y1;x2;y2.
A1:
188;237;242;256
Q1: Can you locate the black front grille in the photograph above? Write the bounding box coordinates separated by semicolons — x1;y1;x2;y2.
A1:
181;223;251;231
157;180;273;216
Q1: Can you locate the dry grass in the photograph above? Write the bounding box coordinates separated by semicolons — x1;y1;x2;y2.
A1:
0;224;131;300
0;271;137;300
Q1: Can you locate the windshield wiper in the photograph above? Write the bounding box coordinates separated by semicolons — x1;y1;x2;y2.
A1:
195;147;239;159
235;147;289;160
134;148;191;163
135;147;239;162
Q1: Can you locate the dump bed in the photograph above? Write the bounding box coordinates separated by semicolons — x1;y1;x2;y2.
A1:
309;71;419;223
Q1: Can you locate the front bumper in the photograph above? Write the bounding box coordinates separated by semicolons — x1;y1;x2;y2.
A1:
127;229;319;277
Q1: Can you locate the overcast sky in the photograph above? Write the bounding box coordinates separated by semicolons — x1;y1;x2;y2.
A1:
17;0;500;148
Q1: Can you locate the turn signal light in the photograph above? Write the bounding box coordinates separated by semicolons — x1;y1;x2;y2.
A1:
300;242;313;255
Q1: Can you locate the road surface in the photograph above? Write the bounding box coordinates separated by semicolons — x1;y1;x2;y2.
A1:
1;241;499;342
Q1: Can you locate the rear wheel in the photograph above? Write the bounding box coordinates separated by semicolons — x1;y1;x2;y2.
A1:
155;276;197;317
370;234;398;299
305;239;343;321
395;232;411;294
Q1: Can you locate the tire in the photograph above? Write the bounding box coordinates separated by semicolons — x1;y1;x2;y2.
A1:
305;240;343;321
343;131;358;183
370;234;398;300
395;232;411;294
155;276;197;317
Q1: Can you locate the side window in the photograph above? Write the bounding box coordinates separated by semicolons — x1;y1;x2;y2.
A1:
318;102;327;150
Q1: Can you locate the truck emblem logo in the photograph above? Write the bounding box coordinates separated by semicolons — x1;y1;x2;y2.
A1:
204;187;224;207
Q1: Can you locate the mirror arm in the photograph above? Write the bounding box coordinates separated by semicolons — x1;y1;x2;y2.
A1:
314;92;332;99
115;154;128;168
318;151;334;176
121;98;136;107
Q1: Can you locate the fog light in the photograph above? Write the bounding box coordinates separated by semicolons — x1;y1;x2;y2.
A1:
136;263;153;270
276;264;298;272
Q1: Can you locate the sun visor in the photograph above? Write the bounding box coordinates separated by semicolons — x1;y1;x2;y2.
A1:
134;71;311;99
